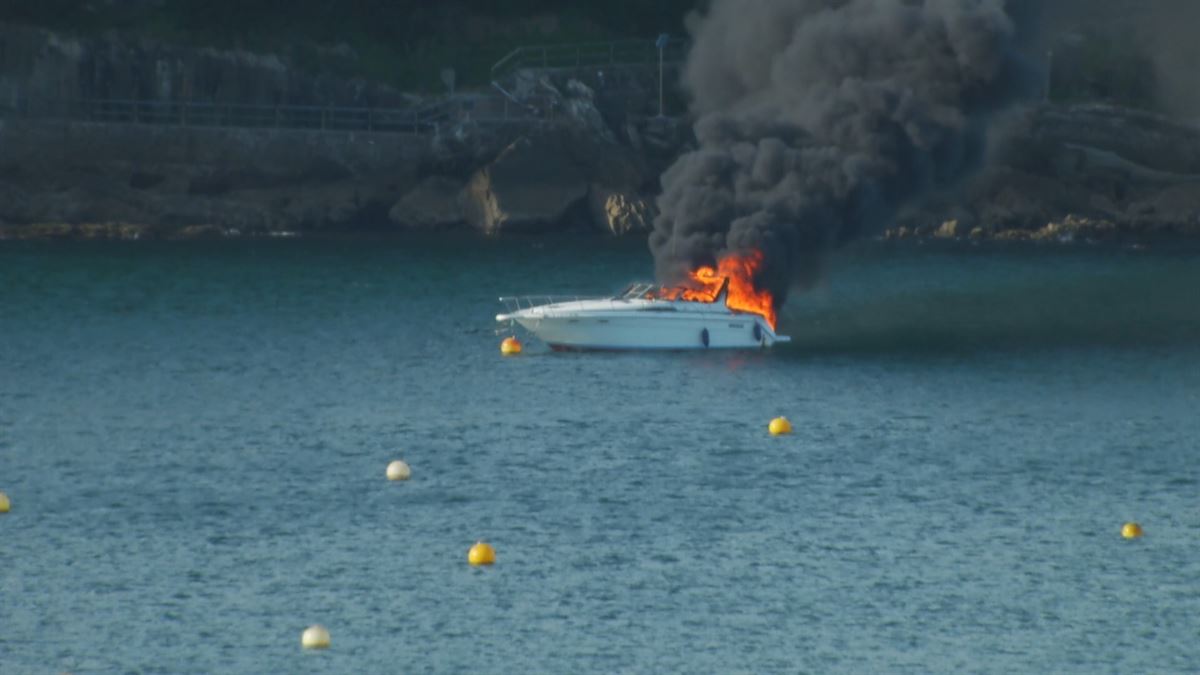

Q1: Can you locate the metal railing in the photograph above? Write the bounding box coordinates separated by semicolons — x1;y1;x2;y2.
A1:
497;290;705;316
18;98;451;133
0;37;691;134
490;37;689;83
2;93;570;133
498;295;621;315
488;37;691;120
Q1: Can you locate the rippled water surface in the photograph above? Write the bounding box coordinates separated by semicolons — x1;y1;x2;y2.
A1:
3;235;1200;673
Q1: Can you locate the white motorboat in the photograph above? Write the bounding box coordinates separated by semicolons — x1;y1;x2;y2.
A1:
496;278;790;351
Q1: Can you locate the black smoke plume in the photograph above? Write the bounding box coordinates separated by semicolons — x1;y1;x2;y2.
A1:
651;0;1025;306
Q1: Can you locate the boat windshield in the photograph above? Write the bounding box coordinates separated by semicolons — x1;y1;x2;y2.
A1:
618;283;656;299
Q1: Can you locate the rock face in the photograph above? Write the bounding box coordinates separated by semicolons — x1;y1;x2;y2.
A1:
6;20;1200;243
562;79;616;144
388;177;464;229
0;118;427;235
588;186;653;235
446;86;655;234
891;103;1200;240
440;71;664;235
0;23;410;109
932;219;960;239
0;23;677;238
887;212;1160;244
459;135;590;233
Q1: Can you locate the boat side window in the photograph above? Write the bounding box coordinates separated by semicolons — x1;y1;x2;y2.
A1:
620;283;654;299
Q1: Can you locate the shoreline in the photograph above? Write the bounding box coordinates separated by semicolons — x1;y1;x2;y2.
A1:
6;219;1200;254
0;221;620;242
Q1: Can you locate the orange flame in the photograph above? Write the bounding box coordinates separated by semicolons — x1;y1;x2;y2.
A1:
652;251;777;329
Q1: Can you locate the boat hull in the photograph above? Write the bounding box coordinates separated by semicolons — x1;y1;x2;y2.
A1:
512;313;786;350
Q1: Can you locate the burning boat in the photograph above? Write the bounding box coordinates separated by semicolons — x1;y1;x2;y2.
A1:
495;253;791;351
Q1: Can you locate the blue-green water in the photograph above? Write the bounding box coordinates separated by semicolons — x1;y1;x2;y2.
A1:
3;236;1200;673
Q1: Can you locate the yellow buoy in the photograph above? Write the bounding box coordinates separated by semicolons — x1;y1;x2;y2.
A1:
768;416;793;436
0;491;9;514
1121;522;1144;539
468;540;496;566
500;336;522;355
386;460;412;481
301;624;331;649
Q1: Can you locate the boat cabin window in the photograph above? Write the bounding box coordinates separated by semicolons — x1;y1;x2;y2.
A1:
618;283;656;299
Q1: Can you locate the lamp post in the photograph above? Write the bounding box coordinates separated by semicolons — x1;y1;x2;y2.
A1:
656;33;670;117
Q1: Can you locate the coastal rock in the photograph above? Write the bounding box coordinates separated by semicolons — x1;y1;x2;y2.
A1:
272;181;394;230
0;119;422;234
563;79;616;144
1;25;679;239
1032;215;1117;242
174;224;227;239
459;135;589;233
588;186;652;234
388;176;464;228
882;226;916;241
1034;104;1200;176
889;103;1200;242
1;23;410;109
0;221;158;240
7;20;1200;245
933;219;960;239
993;229;1032;242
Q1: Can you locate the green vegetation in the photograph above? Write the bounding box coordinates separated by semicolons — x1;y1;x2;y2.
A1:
1;0;699;91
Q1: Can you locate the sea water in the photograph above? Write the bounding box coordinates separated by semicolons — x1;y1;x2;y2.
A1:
2;235;1199;673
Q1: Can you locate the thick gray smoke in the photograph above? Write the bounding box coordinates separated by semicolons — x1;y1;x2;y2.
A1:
1018;0;1200;118
1140;2;1200;117
651;0;1022;306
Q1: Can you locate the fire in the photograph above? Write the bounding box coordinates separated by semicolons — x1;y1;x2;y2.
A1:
652;251;777;329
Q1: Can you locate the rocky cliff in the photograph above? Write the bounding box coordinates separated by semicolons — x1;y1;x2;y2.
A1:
0;23;409;109
0;70;683;240
0;22;688;239
2;21;1199;242
890;104;1200;242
